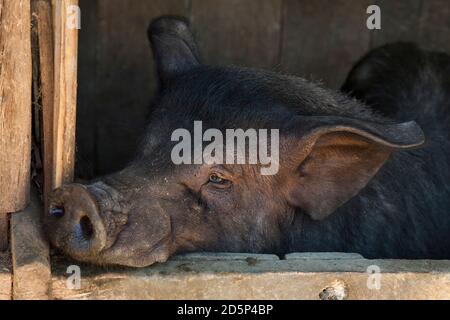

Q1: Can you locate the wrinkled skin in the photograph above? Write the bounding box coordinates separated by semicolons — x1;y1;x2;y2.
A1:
44;17;450;267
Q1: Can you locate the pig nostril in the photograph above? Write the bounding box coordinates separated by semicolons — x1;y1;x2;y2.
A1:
79;216;94;239
49;206;65;218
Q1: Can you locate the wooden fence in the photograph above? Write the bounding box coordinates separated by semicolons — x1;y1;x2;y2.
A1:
0;0;79;249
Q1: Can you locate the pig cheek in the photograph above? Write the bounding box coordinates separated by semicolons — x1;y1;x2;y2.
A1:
100;201;173;266
100;210;128;250
168;203;220;252
201;187;239;213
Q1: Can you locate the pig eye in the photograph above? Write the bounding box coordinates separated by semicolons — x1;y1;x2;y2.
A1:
209;173;230;186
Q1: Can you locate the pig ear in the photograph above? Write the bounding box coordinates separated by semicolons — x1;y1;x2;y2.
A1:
148;16;202;82
284;117;425;220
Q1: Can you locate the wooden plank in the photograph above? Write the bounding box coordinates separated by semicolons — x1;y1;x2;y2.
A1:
52;0;79;188
75;0;99;179
0;216;8;252
0;250;11;300
11;187;51;300
0;0;32;212
280;0;372;89
418;0;450;52
190;0;282;69
50;254;450;299
32;0;55;209
88;0;189;175
370;0;423;48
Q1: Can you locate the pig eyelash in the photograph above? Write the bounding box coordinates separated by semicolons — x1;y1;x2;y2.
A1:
209;173;225;184
208;173;232;189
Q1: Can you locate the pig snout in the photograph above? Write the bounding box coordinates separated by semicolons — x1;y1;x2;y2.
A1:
44;181;175;267
45;183;109;259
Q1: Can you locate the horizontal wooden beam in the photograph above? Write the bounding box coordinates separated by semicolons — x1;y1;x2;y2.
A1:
50;253;450;300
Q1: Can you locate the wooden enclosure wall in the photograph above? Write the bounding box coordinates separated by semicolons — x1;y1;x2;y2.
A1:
76;0;450;178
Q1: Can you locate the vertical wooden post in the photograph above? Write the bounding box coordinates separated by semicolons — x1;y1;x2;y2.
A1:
0;216;9;251
51;0;79;191
32;0;55;209
33;0;78;209
0;0;32;249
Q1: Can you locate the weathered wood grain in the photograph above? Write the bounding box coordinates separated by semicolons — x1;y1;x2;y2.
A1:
11;188;50;300
50;253;450;300
52;0;79;189
0;250;11;300
190;0;282;69
32;0;55;208
280;0;372;89
0;216;8;251
0;0;32;213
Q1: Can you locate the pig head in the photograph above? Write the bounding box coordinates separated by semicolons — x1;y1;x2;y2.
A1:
44;17;424;267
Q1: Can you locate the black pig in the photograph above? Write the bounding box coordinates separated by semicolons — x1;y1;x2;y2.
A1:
44;17;450;267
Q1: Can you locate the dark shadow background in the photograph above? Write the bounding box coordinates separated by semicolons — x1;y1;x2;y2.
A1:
75;0;450;179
